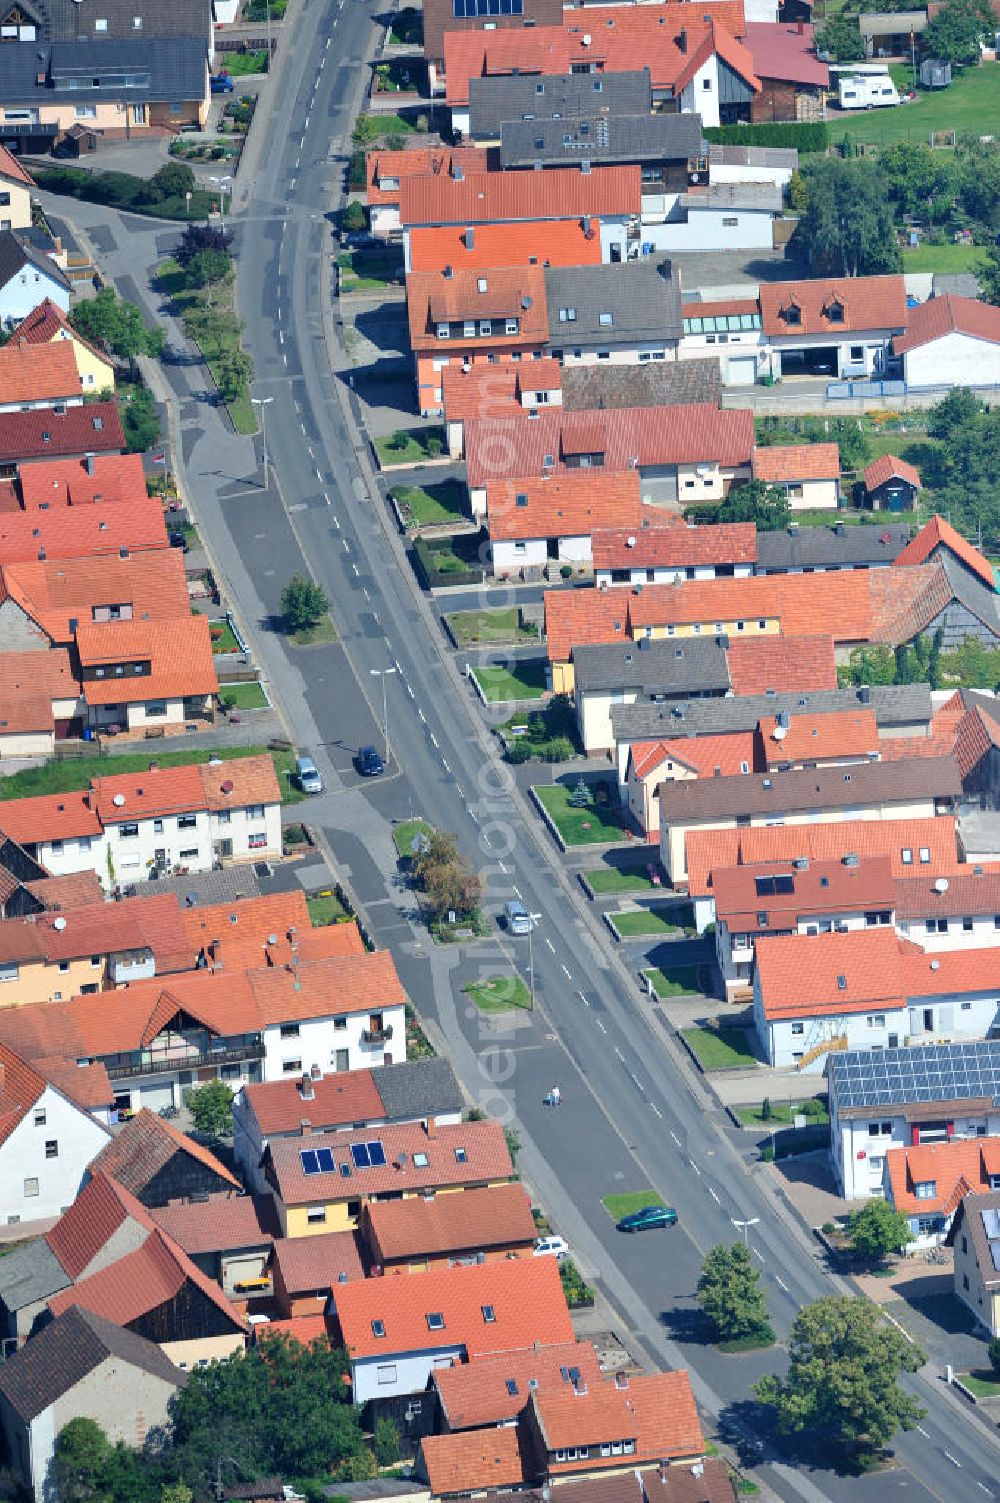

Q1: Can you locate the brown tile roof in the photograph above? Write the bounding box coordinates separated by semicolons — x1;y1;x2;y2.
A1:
0;646;78;734
544;587;632;663
19;452;149;509
592;520;757;572
489;471;643;542
247;949;406;1026
758;707;879;766
684;814;961;899
364;1182;537;1262
746;20;829;84
760;276;907;337
241;1068;387;1137
894;866;1000;919
0;548;189;643
893;515;995;591
366;146;491;205
0;145;34;187
150;1195;281;1255
89;1107;241;1199
0;401;124;463
534;1370;703;1467
33;1055;112;1110
25;870;104;911
753;442;840;483
0;891;189;970
269;1228;366;1292
441;361;563;424
0;340;82;405
76;616;218;705
88;755;279;826
407;265;548;351
197;754;281;813
893;293;1000;354
0;1039;47;1149
334;1254;572;1360
409;220;604;273
15;299;113;374
726;635;838;696
400;166;642;227
863;453;921;493
433;1340;604;1430
45;1170;156;1280
520;1459;736;1503
420;1425;527;1498
182;890;340;970
269;1118;513;1208
630;731;759;782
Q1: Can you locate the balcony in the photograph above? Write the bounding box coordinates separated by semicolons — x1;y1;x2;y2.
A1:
363;1024;394;1045
104;1037;264;1081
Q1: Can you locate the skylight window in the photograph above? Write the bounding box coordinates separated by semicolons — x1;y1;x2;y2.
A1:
372;1319;386;1338
426;1312;445;1331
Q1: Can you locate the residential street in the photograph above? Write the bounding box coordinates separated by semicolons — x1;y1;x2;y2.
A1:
35;1;1000;1498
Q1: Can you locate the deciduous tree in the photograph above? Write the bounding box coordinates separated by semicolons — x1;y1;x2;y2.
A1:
696;1242;773;1343
281;573;330;633
848;1198;914;1265
796;158;901;277
183;1079;234;1140
815;12;865;61
174;222;233;269
70;288;165;364
923;0;994;63
716;478;790;532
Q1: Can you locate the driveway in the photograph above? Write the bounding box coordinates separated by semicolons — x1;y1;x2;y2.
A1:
341;295;416;434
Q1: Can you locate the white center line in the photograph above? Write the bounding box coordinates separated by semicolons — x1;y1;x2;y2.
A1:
455;785;464;799
429;732;439;748
690;1161;702;1177
596;1019;607;1033
544;937;555;952
331;514;340;529
417;708;426;723
944;1453;962;1469
708;1187;721;1204
561;964;571;980
670;1131;682;1148
649;1103;662;1119
441;759;451;774
975;1482;990;1495
498;862;509;875
775;1275;790;1293
916;1427;931;1439
512;885;522;899
614;1046;625;1062
751;1246;765;1264
314;467;322;481
576;990;589;1007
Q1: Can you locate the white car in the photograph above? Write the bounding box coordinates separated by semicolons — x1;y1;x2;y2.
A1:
534;1235;569;1260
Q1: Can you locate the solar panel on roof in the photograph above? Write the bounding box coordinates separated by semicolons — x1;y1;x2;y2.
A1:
352;1143;371;1169
983;1209;1000;1239
831;1040;1000;1110
301;1149;320;1175
773;874;794;895
316;1147;335;1173
368;1140;387;1167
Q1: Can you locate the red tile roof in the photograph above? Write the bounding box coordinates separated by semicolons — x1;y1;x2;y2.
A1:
712;853;896;930
334;1254;573;1361
489;471;643;541
0;498;167;564
0;789;102;846
534;1370;703;1467
466;403;754;489
0;646;78;734
409;220;603;273
893;294;1000;355
270;1229;366;1293
19;452;149;509
268;1118;513;1207
442;361;563;423
366;146;491;206
75;616;218;704
592;520;757;571
745;20;829;84
241;1068;388;1137
407;265;548;351
544;586;631;662
759;276;907;337
758;707;879;767
0;549;189;643
726;634;838;696
886;1138;1000;1216
433;1341;604;1430
863;453;921;493
88;755;280;826
754;927;909;1020
0;145;34;186
33;1054;112;1110
181;891;344;971
151;1195;280;1255
630;731;759;781
684;814;960;898
0;340;82;406
753;442;840;483
420;1426;527;1498
25;871;104;910
0;401;124;463
400;166;641;227
15;299;113;372
902;944;1000;998
247;948;405;1026
45;1171;155;1279
893;515;995;591
0;891;189;970
364;1182;537;1262
0;1040;47;1149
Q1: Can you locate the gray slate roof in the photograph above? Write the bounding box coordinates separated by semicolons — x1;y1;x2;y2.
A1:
544;258;682;346
561;357;721;412
755;522;912;571
468;68;652;140
940;554;1000;638
19;0;209;42
0;1304;185;1423
658;753;961;824
0;1239;69;1315
0;36;207;108
574;636;731;695
679;182;782;212
501;111;704;169
708;143;798;169
375;1057;464;1121
0;230;70;295
951;1190;1000;1288
611;682;932;743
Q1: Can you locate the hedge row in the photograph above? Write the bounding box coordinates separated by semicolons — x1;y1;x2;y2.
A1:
704;121;828;153
33;166;215;221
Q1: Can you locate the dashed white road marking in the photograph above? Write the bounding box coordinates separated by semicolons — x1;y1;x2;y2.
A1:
455;785;464;799
544;937;554;952
690;1161;702;1177
561;964;571;980
708;1187;721;1205
649;1103;662;1119
614;1046;625;1062
751;1246;765;1264
577;990;589;1007
916;1427;931;1439
441;758;451;774
670;1131;682;1148
944;1453;962;1469
596;1019;607;1033
775;1275;790;1293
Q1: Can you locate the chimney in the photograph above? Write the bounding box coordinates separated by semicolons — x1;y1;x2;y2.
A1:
300;1118;312;1135
425;1116;437;1138
465;226;475;250
797;17;805;31
299;1074;315;1101
84;453;96;475
678;26;687;51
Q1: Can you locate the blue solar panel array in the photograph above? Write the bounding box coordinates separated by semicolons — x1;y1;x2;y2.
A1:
830;1041;1000;1111
300;1141;386;1176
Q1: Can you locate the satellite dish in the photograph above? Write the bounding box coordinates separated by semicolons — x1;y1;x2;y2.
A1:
625;536;636;548
112;793;126;807
772;725;787;741
53;916;67;931
934;877;949;893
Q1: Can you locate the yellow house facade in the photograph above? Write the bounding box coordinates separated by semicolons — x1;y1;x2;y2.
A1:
0;951;105;1009
281;1180;514;1239
0;171;32;232
17;299;116;392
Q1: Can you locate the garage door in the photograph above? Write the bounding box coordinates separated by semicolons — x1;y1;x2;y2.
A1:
138;1081;174;1111
726;356;757;386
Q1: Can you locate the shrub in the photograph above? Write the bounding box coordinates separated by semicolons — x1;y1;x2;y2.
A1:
705;121;828;152
342;199;367;232
426;434;443;457
822;1221;837;1236
543;737;574;762
559;563;574;579
988;1336;1000;1376
507;738;533;764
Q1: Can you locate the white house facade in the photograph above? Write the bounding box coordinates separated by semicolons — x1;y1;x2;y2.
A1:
0;1084;110;1228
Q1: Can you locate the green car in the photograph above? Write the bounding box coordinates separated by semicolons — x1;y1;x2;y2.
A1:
617;1204;678;1233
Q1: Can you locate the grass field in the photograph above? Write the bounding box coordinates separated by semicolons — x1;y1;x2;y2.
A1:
532;784;624;846
601;1190;664;1221
223;49;267;74
288;618;336;647
210;619;241;654
644;966;702;998
336;249;402;294
219;681;269;710
960;1370;1000;1397
375;427;445;467
447;608;538;646
393;818;434;856
464;973;531;1013
903;242;988;275
0;744;304;805
736;1098;829;1127
472;662;547;703
586;865;659;895
157;258;256;435
682;1024;758;1070
835;62;1000;146
393;479;466;529
306;890;351;926
610;907;683;938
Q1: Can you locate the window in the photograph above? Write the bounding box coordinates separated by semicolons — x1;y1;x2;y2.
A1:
963;916;974;932
481;1304;496;1323
75;105;97;118
249;833;268;849
722;216;738;227
919;847;931;864
45;1141;58;1159
963;1236;968;1254
901;847;913;865
333;1017;347;1031
598;312;613;327
282;1058;303;1074
866;1014;885;1029
119;822;139;839
33;1109;46;1127
179;848;198;860
426;1311;445;1331
454;1146;468;1162
926;918;948;935
177;814;197;830
372;1319;386;1338
558;308;577;322
791;1022;804;1036
90;956;100;968
914;1180;936;1200
23;1178;38;1198
376;1363;397;1384
58;961;70;973
413;1151;429;1167
505;318;518;335
436;323;449;340
153;819;163;834
0;962;19;985
246;804;265;820
702;76;711;89
280;1024;300;1039
95;16;108;28
306;1206;327;1224
146;701;167;717
479;320;492;337
849;345;864;361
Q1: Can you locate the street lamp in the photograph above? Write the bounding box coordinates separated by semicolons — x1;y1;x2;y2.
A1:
731;1217;760;1247
209;174;233;231
370;666;398;759
526;914;542;1010
250;395;273;489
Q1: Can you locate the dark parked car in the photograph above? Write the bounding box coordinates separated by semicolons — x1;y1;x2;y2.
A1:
211;73;235;93
358;745;384;777
617;1204;678;1233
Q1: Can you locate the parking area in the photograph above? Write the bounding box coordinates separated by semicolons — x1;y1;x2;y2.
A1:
341;295;418;436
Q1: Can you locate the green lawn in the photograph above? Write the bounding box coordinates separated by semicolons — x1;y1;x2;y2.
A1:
447;607;539;647
0;744;304;805
586;865;659;895
375;427;446;467
158;257;256;436
601;1190;665;1221
307;890;350;926
682;1025;758;1070
464;973;531;1013
836;62;1000;146
223;49;267;74
471;662;547;703
644;966;702;998
210;619;241;654
960;1370;1000;1398
610;906;683;938
393;480;467;529
393;818;434;856
288;617;336;647
903;242;988;275
337;249;403;293
532;784;625;846
219;681;269;710
736;1098;829;1127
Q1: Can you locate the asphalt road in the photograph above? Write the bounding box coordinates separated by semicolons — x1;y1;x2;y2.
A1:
165;3;1000;1499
